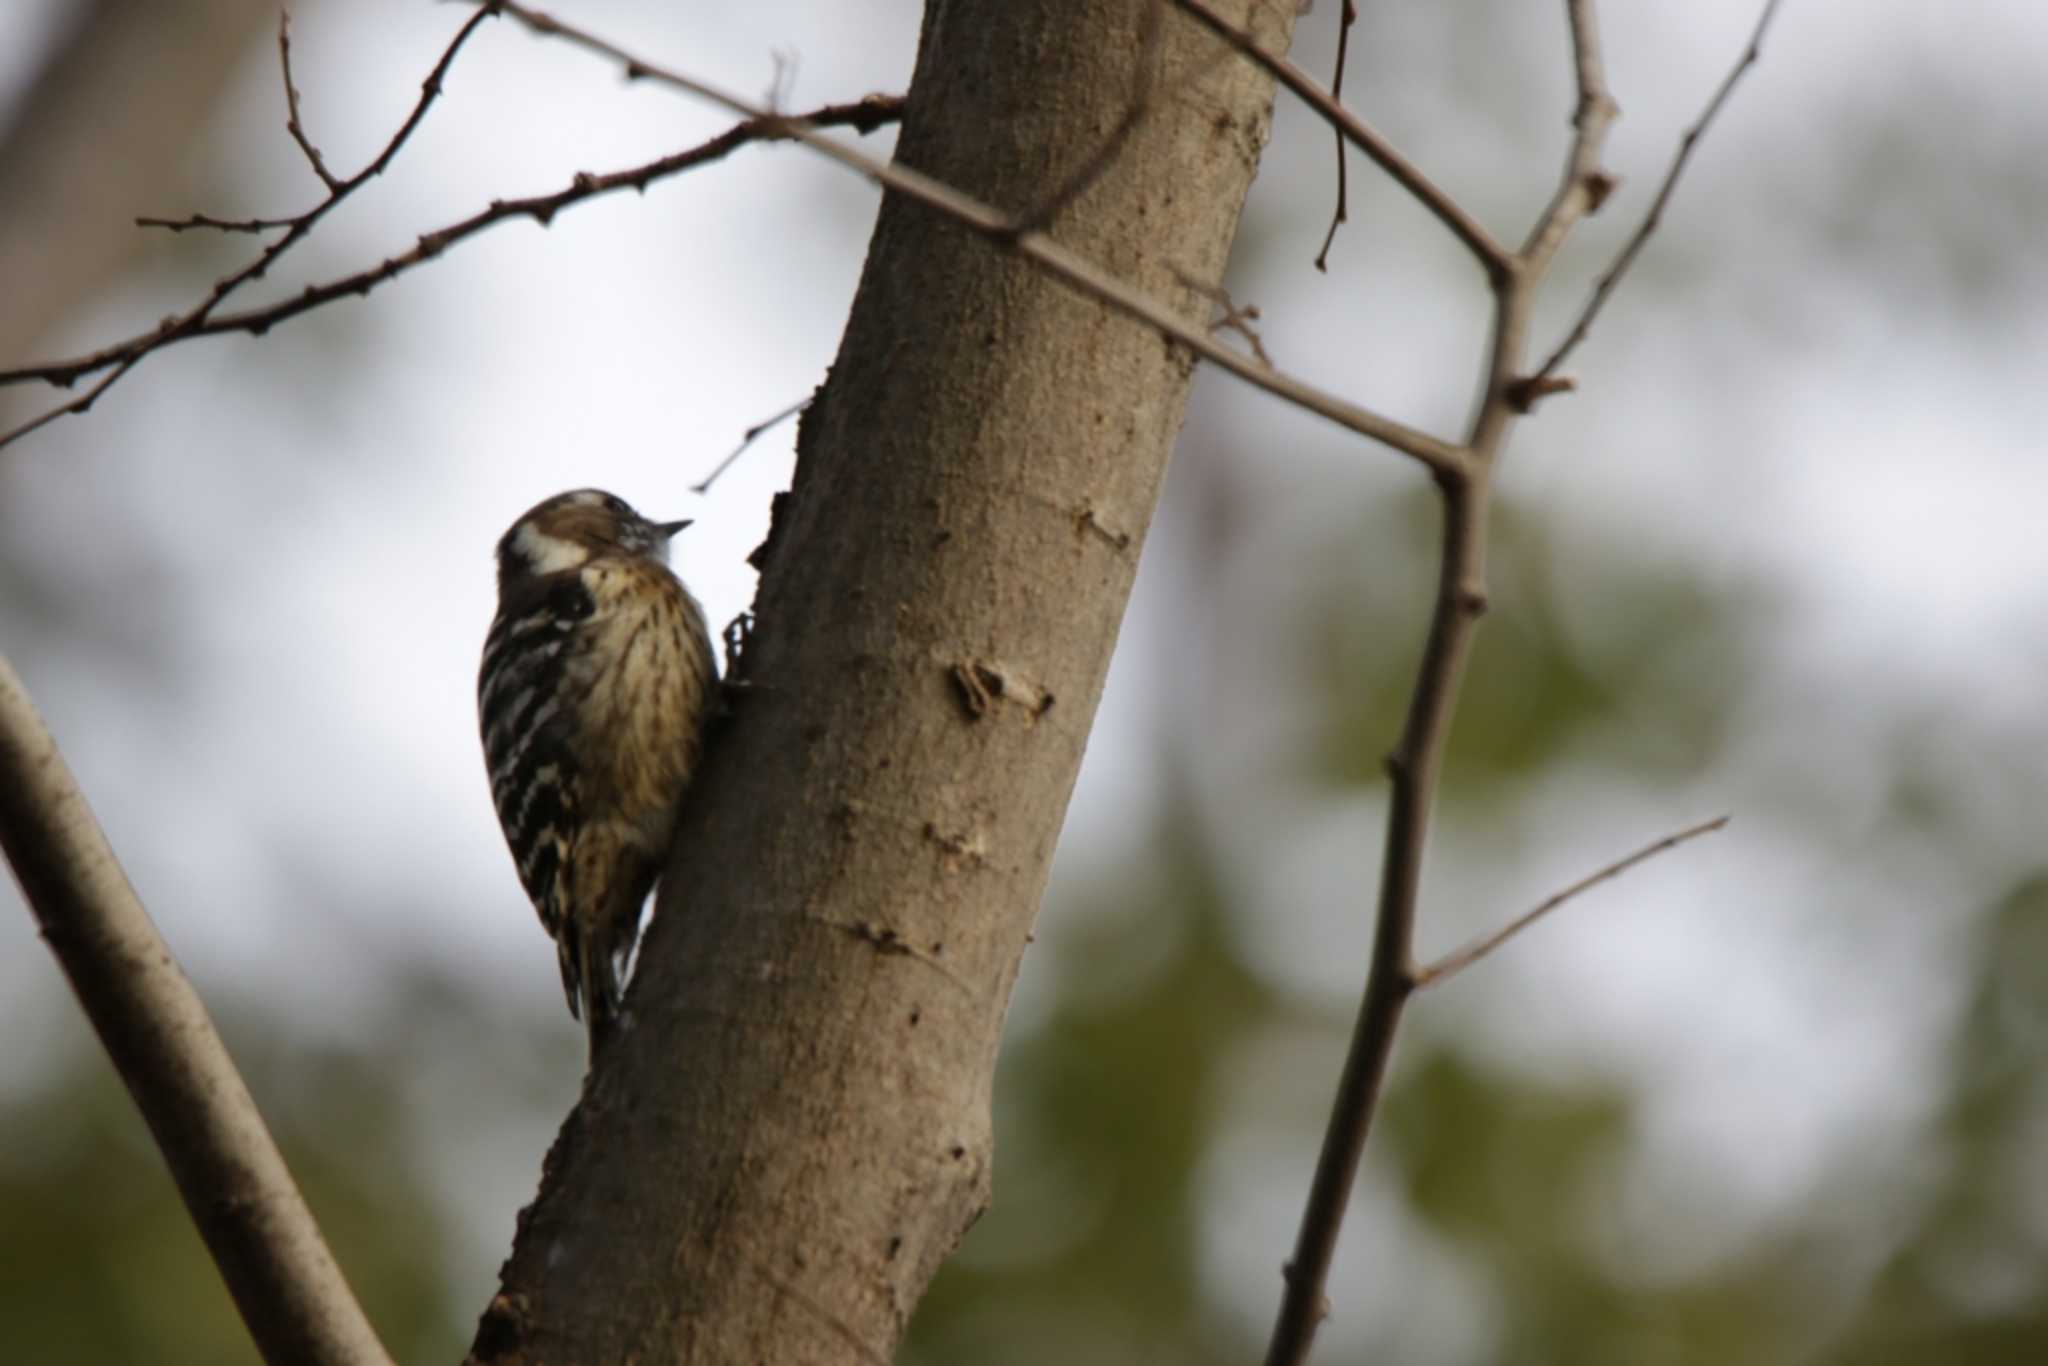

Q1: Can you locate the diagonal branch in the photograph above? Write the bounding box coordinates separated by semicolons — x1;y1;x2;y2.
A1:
1413;815;1731;989
0;657;392;1366
13;98;902;381
0;6;497;453
1517;0;1621;273
1518;0;1785;406
0;95;900;450
1263;1;1763;1361
692;394;812;494
481;0;1467;477
1173;0;1513;281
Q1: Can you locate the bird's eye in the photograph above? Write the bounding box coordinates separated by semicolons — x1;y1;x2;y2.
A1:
602;494;630;516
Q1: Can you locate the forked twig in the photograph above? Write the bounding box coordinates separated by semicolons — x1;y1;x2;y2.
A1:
692;396;812;495
1413;815;1731;989
0;7;496;453
1262;2;1771;1361
1172;267;1272;366
1516;0;1785;407
2;7;1776;1365
1174;0;1512;281
482;0;1467;477
0;91;902;448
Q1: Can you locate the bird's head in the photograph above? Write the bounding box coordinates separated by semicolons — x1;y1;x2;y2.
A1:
495;489;690;586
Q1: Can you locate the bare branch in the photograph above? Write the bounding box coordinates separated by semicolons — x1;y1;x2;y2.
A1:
1173;0;1513;281
0;6;497;453
1312;0;1358;272
0;5;1773;1360
8;0;1460;476
278;11;342;191
137;211;300;235
1519;0;1784;406
1517;0;1620;272
1263;475;1486;1366
0;361;135;451
0;658;392;1366
482;0;1467;476
1264;1;1678;1358
191;98;897;339
692;394;812;494
1413;815;1731;990
1173;266;1272;366
0;91;902;450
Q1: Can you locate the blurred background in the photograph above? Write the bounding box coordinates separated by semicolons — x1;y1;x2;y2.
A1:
3;1;2045;1362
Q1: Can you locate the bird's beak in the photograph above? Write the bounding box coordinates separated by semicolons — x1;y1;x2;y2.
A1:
655;519;692;540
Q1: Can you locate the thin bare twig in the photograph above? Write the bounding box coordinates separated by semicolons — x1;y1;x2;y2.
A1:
692;395;812;494
483;0;1467;477
1263;1;1681;1360
1209;294;1270;367
1517;0;1621;273
1413;815;1731;989
185;99;895;339
1173;0;1513;282
279;11;341;191
0;6;496;454
136;211;300;235
1313;0;1358;271
1172;267;1272;366
0;93;903;447
0;7;1766;1362
0;658;392;1366
1519;0;1784;406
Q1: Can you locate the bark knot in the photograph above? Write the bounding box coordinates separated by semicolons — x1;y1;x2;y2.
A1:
923;820;988;869
949;658;1055;721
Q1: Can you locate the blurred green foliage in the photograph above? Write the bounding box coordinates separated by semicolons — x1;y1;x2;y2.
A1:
7;490;2044;1364
906;796;1281;1366
1312;491;1748;790
0;1015;464;1366
900;490;2048;1364
1827;877;2048;1365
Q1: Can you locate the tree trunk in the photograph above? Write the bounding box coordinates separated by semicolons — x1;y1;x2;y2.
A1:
470;3;1294;1361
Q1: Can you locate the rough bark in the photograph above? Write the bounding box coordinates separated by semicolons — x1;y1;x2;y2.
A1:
471;3;1294;1361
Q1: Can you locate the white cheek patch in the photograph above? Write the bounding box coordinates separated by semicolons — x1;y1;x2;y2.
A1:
512;522;586;575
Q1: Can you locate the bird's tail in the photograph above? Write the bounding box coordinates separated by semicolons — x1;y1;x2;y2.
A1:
584;934;624;1064
561;926;622;1066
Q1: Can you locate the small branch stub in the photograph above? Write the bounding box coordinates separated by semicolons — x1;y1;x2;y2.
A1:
948;660;1054;723
1504;372;1577;413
